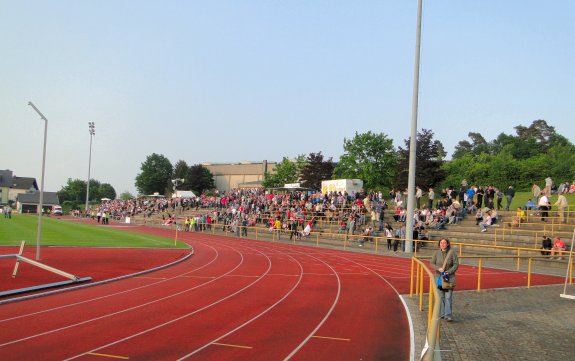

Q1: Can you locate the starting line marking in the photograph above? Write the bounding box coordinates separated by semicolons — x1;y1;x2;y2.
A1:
212;342;253;349
312;335;351;341
87;352;130;359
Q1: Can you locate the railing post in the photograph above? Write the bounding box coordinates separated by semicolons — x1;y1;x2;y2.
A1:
477;258;482;292
419;265;424;311
517;249;521;271
410;257;415;297
427;277;434;326
527;258;532;288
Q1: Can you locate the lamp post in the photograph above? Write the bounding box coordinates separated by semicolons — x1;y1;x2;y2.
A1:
28;101;48;261
85;122;95;213
172;178;184;196
404;0;423;254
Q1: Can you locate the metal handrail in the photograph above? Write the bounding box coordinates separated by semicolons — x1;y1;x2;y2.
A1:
410;257;442;361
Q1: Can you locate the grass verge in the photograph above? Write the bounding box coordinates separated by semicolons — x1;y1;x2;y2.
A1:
0;215;186;248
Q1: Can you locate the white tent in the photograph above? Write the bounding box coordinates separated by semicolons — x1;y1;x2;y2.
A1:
173;190;196;198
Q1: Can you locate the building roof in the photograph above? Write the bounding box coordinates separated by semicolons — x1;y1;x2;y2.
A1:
0;169;14;187
17;192;60;205
12;176;38;191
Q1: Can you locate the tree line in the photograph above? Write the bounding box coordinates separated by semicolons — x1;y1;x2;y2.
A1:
57;178;117;209
58;119;575;203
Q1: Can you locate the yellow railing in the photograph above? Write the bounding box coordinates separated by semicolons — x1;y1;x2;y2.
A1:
410;257;442;361
409;253;573;360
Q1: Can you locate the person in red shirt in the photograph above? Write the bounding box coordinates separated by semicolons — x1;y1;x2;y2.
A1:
551;237;567;260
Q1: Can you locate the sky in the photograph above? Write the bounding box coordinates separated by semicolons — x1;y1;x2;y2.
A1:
1;1;574;196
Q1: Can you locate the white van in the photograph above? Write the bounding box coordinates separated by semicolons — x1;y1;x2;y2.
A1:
53;205;63;216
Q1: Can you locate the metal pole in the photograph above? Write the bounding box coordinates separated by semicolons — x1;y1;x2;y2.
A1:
28;101;48;261
405;0;423;254
85;122;95;213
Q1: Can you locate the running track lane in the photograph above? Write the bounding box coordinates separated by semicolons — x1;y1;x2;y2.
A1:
0;233;411;360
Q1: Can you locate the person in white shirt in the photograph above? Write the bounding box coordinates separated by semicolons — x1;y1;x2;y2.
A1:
538;192;550;222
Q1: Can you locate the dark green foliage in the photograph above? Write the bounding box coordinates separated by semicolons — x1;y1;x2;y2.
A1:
262;157;300;188
395;129;446;190
333;131;397;192
300;152;334;191
186;164;215;194
441;120;575;190
58;178;116;203
135;153;173;195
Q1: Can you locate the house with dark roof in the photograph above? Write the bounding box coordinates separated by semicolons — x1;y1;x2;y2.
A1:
0;169;13;205
0;170;37;205
16;192;60;214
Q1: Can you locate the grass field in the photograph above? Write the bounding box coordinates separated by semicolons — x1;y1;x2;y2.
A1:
0;215;186;248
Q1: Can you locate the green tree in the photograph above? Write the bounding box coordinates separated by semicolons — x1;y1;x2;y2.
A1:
98;183;117;200
119;191;135;200
394;129;446;190
441;154;475;189
452;132;492;159
173;160;189;181
333;131;397;192
300;152;334;190
135;153;173;195
57;178;115;203
186;164;215;194
87;179;102;201
262;157;300;188
57;178;87;203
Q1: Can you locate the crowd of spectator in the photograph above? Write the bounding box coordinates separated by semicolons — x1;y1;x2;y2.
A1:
77;176;572;256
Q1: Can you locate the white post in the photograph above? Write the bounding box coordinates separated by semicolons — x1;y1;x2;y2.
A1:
405;0;423;254
85;122;95;213
28;101;48;260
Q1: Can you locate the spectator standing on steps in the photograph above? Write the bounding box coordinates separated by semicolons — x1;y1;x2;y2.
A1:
416;186;422;209
505;186;515;211
554;193;568;224
545;176;553;196
532;183;541;205
496;188;504;210
431;238;459;322
538;192;551;222
427;187;435;210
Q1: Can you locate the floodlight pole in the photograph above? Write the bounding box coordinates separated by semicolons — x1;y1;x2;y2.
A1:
172;178;184;197
85;122;95;213
405;0;423;254
28;101;48;261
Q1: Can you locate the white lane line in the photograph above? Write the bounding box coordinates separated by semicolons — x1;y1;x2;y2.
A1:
64;244;274;361
0;243;220;324
178;251;304;360
0;243;244;348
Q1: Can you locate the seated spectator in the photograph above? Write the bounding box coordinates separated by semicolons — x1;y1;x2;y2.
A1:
524;199;536;210
338;220;347;233
435;215;448;230
475;209;483;225
359;226;374;247
490;209;499;225
479;211;492;232
540;235;553;256
509;207;526;227
551;237;567;260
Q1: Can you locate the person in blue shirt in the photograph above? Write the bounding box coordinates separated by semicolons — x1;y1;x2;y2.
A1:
524;199;536;210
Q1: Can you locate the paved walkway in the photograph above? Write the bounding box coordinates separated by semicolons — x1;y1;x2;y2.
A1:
405;283;575;361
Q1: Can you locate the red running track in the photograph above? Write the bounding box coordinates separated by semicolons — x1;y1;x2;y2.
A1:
0;223;565;360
